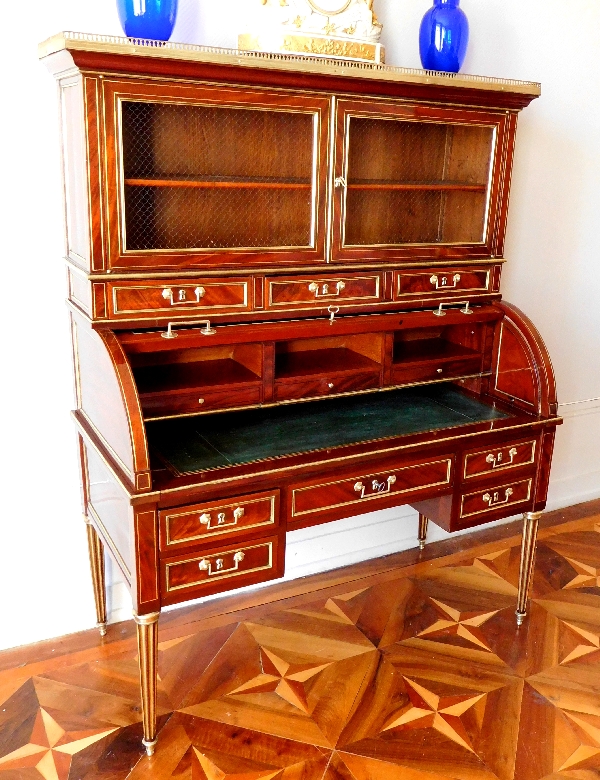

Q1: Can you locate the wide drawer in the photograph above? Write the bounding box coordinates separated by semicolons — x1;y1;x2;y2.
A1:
274;370;380;403
459;477;533;521
391;356;482;386
395;269;492;299
108;278;251;319
463;438;537;480
141;383;262;419
291;457;453;518
266;273;382;309
161;535;282;605
159;490;279;551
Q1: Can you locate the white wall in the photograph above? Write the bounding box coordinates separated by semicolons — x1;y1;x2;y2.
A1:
1;0;599;649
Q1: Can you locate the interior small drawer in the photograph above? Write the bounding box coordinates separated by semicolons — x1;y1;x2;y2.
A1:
462;439;537;480
161;535;283;605
107;278;251;319
391;356;481;386
459;478;533;522
159;490;279;552
291;457;452;520
395;269;491;299
274;370;379;403
266;274;382;309
140;384;261;420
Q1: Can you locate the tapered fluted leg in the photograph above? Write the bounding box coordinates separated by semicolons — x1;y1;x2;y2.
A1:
516;512;542;626
134;611;160;756
418;513;429;551
85;519;107;637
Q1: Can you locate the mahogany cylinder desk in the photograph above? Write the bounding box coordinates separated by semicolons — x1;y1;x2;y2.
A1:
39;32;561;756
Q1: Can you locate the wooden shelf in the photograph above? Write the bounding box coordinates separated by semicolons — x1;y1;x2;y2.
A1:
347;181;487;192
124;177;312;190
275;347;380;380
135;359;260;395
393;339;480;366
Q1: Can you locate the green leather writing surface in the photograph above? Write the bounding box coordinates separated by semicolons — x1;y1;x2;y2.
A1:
148;385;509;476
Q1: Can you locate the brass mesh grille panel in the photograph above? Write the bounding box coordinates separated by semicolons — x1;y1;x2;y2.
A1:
344;117;494;246
121;101;316;251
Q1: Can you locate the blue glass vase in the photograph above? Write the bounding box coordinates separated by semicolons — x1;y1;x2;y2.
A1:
117;0;178;42
419;0;469;74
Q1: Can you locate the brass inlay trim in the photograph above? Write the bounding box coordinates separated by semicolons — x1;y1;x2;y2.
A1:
463;438;536;480
291;457;452;516
87;503;132;584
165;541;274;592
111;281;249;315
459;478;532;519
39;33;541;96
165;494;276;546
397;270;491;298
268;275;381;307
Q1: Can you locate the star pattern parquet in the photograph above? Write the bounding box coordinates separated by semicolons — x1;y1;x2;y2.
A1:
1;508;600;780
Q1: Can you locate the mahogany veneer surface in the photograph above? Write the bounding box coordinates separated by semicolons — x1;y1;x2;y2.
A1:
147;385;509;475
1;501;599;779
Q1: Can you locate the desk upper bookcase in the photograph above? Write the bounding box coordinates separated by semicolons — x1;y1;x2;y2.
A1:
40;32;560;756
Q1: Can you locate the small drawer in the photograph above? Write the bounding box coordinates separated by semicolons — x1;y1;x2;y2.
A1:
391;356;482;386
463;439;537;480
108;278;251;319
159;490;279;551
395;269;491;299
267;274;382;309
274;370;380;403
161;535;282;604
291;458;452;518
459;478;533;520
141;384;262;419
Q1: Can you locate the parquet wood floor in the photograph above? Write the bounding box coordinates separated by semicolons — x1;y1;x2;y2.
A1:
2;500;600;780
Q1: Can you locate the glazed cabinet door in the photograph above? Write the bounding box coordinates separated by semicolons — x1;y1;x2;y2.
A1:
331;99;514;262
101;79;330;271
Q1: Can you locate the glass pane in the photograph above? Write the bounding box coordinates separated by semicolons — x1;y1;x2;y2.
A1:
344;117;494;246
121;101;316;251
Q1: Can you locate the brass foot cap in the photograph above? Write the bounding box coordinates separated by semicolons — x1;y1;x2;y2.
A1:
418;540;426;551
97;623;108;637
142;738;157;757
515;610;526;627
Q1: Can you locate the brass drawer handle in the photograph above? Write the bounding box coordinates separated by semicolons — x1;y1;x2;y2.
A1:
433;301;473;317
486;447;518;468
162;286;205;306
482;487;514;507
198;550;245;576
327;382;334;389
199;506;244;530
308;281;346;298
354;475;397;499
430;274;461;290
161;319;216;339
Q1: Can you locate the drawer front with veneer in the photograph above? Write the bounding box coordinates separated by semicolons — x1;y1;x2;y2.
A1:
159;490;279;551
161;535;283;604
463;439;537;480
395;269;492;299
267;274;382;309
274;370;380;403
108;279;251;319
291;457;452;519
141;384;262;419
391;356;482;386
459;478;533;521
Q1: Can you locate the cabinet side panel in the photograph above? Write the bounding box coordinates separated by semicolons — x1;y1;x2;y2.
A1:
84;441;134;587
61;77;91;269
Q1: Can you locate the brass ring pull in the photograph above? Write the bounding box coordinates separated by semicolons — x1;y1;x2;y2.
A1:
328;306;340;325
162;286;205;306
486;448;518;468
161;319;216;339
308;281;346;298
482;488;514;507
354;475;397;499
430;274;461;290
198;550;245;576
